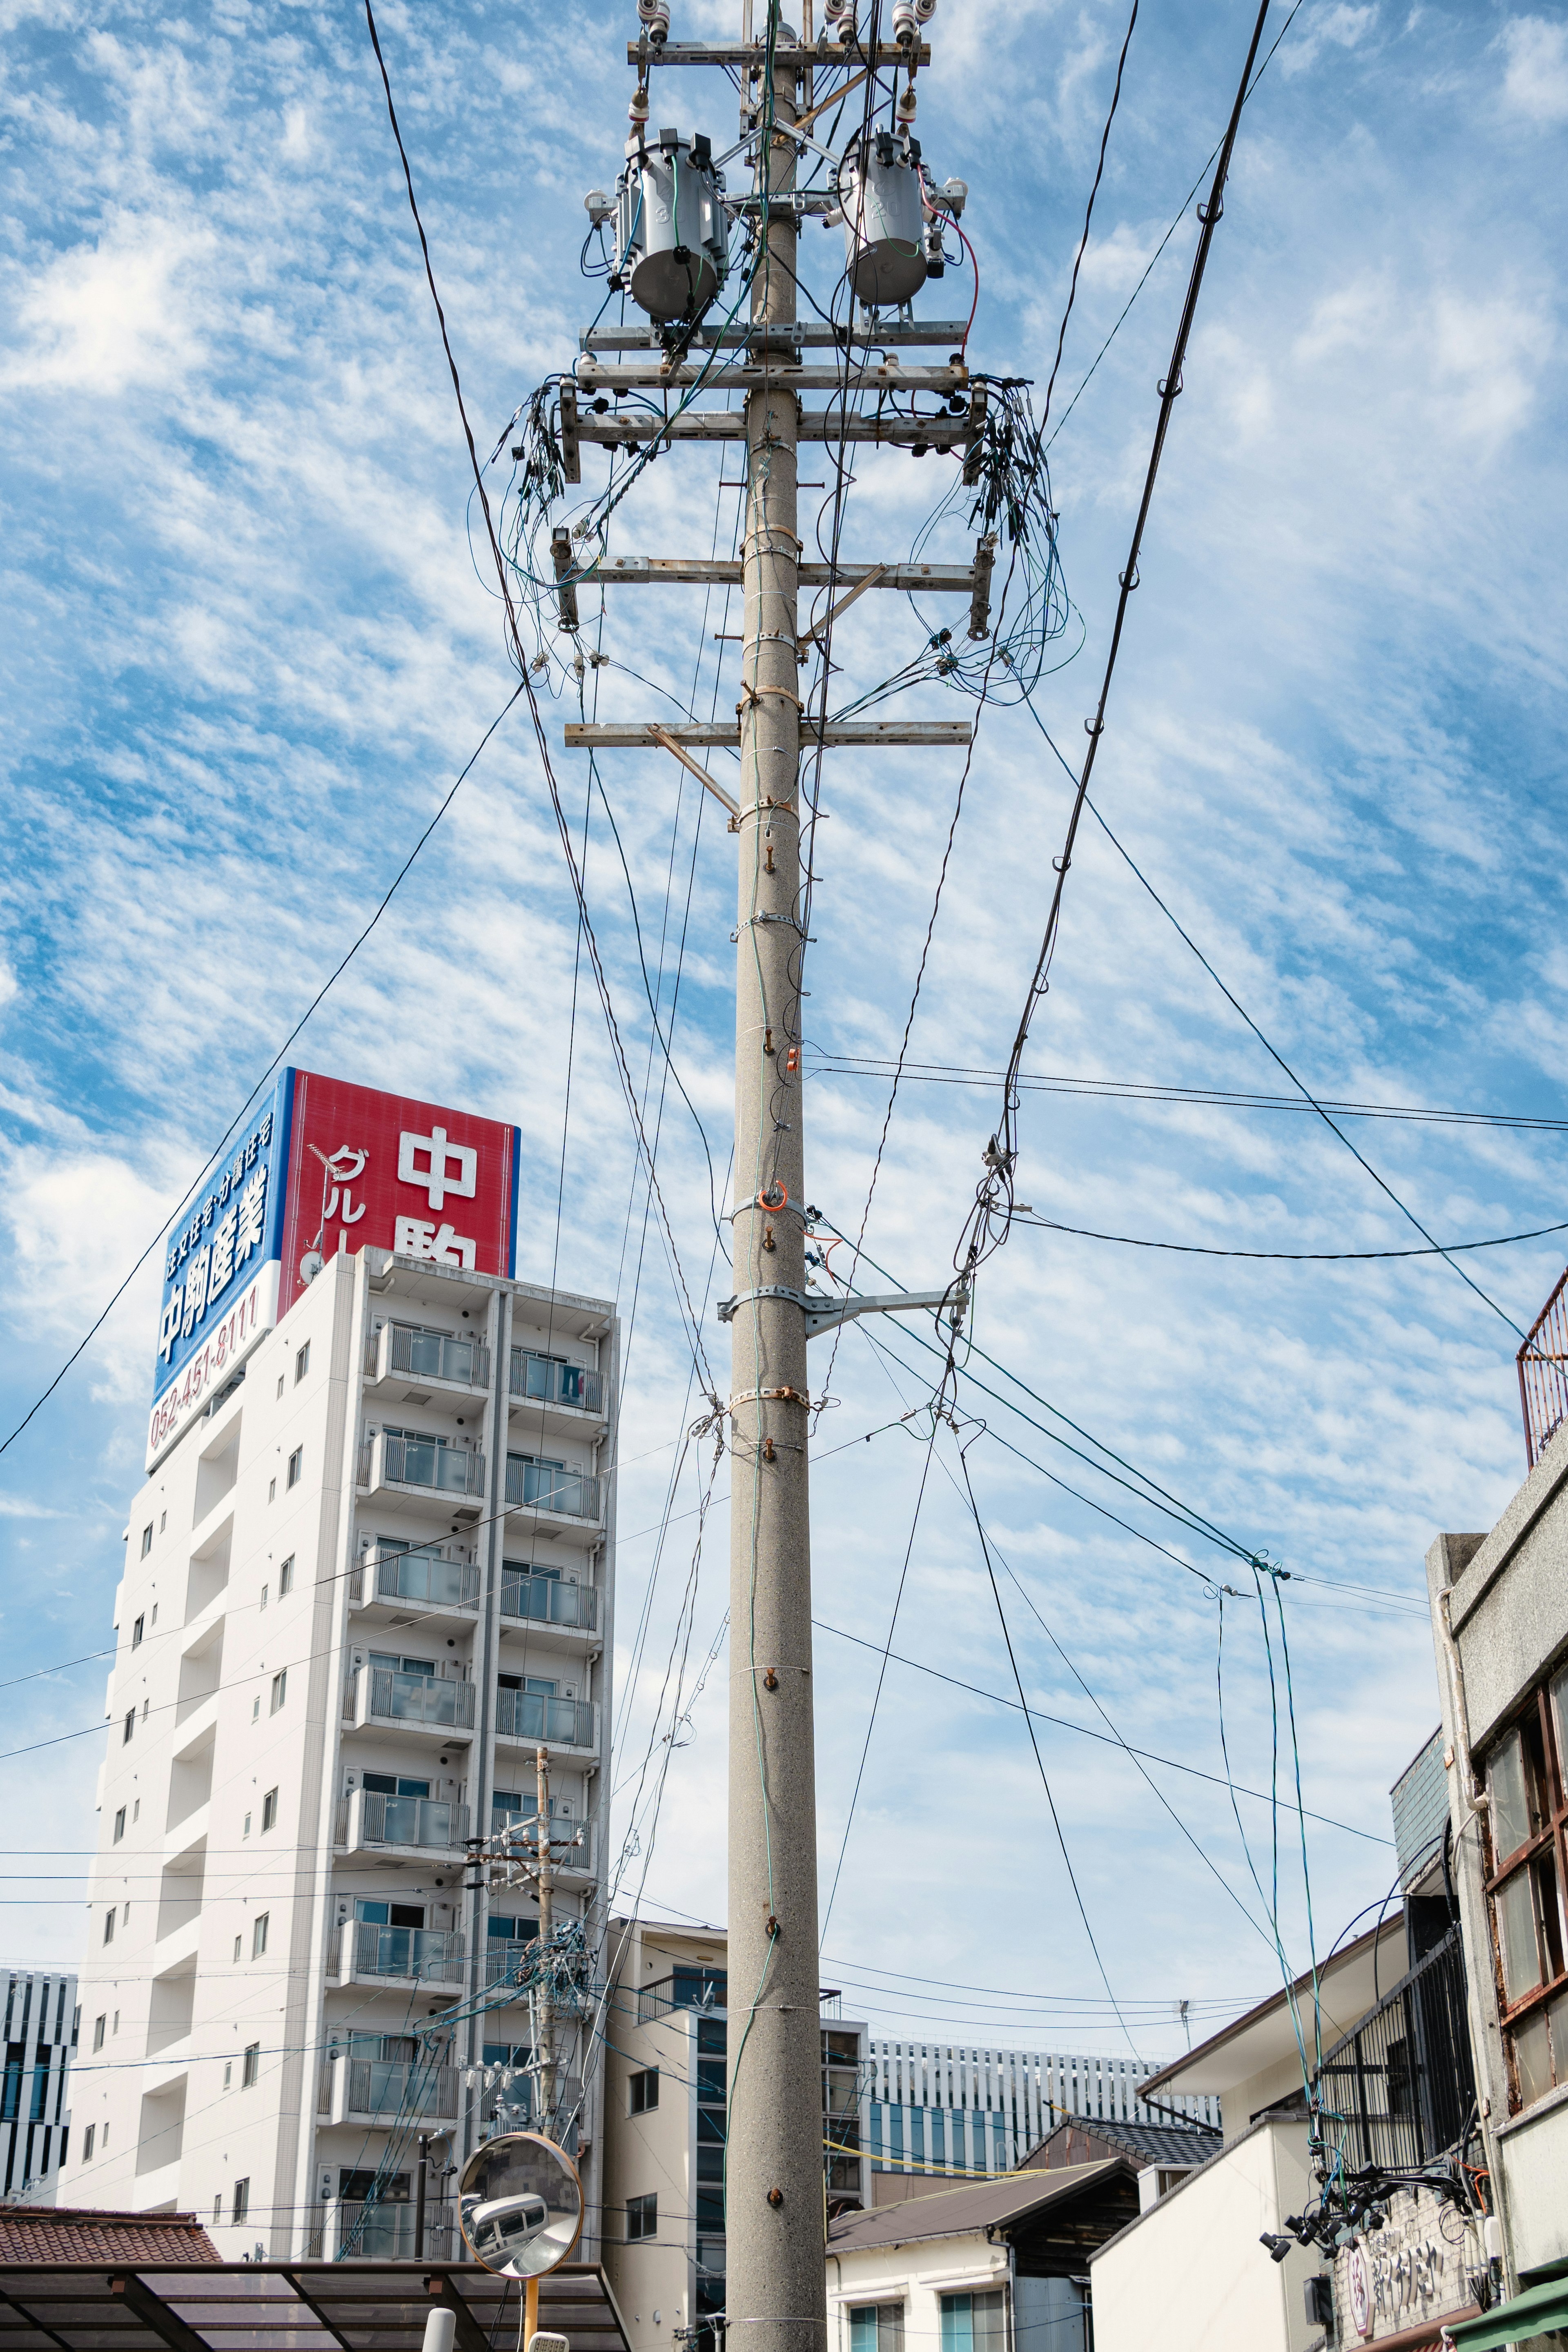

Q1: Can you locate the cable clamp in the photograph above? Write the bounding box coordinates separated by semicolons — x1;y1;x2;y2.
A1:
728;1384;813;1411
717;1285;813;1321
739;684;804;711
738;911;813;936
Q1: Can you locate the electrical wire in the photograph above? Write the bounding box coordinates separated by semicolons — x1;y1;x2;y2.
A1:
1012;1209;1568;1261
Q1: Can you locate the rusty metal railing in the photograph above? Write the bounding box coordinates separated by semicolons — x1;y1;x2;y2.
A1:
1518;1265;1568;1470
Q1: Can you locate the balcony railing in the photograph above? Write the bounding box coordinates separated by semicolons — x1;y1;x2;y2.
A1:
494;1687;597;1750
344;2057;459;2119
360;1547;480;1611
381;1322;491;1390
510;1351;605;1416
361;1430;486;1499
500;1570;599;1632
482;1939;539;1991
351;1664;476;1734
311;2200;454;2261
1518;1266;1568;1470
340;1919;466;1986
1313;1926;1475;2170
336;1786;471;1855
504;1456;602;1521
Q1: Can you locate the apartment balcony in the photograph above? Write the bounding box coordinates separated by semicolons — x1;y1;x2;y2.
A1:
503;1454;603;1530
335;1785;471;1862
320;2053;461;2127
494;1686;598;1755
345;1663;475;1742
308;2199;454;2261
368;1320;492;1402
1312;1925;1474;2171
359;1430;486;1516
350;1544;481;1627
500;1568;599;1638
331;1918;467;1991
508;1349;606;1431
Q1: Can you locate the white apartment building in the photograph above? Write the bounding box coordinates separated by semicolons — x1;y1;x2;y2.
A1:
866;2040;1221;2184
601;1921;870;2352
56;1070;619;2262
2;1967;78;2203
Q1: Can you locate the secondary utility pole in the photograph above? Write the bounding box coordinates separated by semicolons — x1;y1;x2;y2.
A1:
535;1742;556;2130
726;44;822;2352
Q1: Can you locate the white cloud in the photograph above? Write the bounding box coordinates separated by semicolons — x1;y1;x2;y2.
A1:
1500;14;1568;122
1;212;216;394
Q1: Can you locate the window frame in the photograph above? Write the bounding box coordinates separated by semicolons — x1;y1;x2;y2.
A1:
270;1669;287;1714
279;1556;294;1596
626;2191;657;2242
287;1445;303;1488
629;2067;659;2116
1485;1669;1568;2111
242;2043;260;2088
253;1913;270;1959
261;1787;279;1833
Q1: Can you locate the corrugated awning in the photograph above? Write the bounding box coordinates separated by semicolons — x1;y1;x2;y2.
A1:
1443;2277;1568;2349
0;2261;628;2352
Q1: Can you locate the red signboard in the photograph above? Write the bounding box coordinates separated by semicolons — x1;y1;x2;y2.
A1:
276;1070;521;1318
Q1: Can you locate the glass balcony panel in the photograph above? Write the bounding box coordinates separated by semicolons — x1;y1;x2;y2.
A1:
504;1456;601;1521
390;1325;490;1388
345;1789;471;1852
332;2200;453;2260
494;1686;596;1748
384;1434;485;1497
375;1549;480;1609
347;2059;459;2118
510;1352;605;1415
368;1667;476;1730
500;1571;599;1630
350;1921;465;1982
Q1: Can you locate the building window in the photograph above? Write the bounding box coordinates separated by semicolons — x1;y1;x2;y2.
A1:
140;1526;153;1558
234;1937;243;1962
92;2016;106;2052
131;1614;145;1648
253;1913;270;1958
627;2193;657;2242
1486;1662;1568;2111
939;2294;1006;2352
629;2069;659;2116
287;1446;303;1489
252;1698;260;1723
262;1787;278;1832
270;1670;287;1714
242;2045;260;2088
850;2310;904;2352
279;1556;295;1596
268;1479;276;1502
233;2178;249;2223
113;1807;125;1843
214;2196;222;2223
296;1342;310;1383
123;1708;135;1745
102;1910;115;1946
259;1584;268;1613
84;2125;96;2160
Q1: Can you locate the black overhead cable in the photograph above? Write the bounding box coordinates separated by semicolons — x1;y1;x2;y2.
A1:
975;0;1276;1263
1014;1210;1568;1261
1037;0;1140;434
361;0;718;1398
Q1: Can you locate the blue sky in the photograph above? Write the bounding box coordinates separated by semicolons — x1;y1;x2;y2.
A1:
3;0;1567;2065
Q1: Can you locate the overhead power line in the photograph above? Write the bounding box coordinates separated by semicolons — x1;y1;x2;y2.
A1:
1013;1210;1568;1261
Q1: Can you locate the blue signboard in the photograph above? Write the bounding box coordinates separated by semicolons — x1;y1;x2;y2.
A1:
153;1070;296;1395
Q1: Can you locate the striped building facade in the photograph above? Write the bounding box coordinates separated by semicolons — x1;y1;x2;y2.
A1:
2;1969;78;2203
865;2041;1221;2180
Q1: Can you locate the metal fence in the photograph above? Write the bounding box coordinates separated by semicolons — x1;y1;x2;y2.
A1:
1518;1265;1568;1470
1313;1927;1474;2170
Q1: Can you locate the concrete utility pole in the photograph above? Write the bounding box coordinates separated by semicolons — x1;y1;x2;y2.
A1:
726;44;825;2352
536;1742;556;2129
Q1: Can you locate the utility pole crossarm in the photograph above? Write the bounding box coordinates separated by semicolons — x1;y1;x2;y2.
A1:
715;1285;964;1339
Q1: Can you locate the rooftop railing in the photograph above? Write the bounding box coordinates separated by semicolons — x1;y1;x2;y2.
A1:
1313;1926;1475;2171
510;1351;605;1416
1518;1266;1568;1470
504;1456;601;1521
500;1570;599;1631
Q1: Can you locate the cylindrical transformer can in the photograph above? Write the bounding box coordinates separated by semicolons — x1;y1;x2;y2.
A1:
616;133;728;323
840;143;927;307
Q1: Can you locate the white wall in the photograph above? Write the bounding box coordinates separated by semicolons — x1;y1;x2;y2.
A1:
1089;2120;1319;2352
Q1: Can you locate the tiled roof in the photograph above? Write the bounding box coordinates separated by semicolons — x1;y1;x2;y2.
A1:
0;2206;221;2263
1025;2117;1221;2168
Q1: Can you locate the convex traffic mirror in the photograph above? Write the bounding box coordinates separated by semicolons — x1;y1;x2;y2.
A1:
458;2132;584;2277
